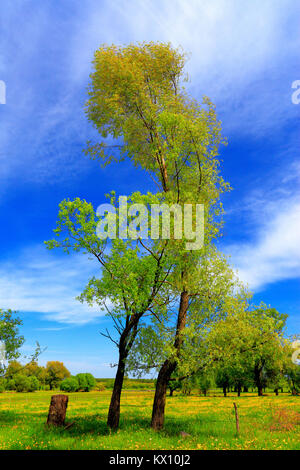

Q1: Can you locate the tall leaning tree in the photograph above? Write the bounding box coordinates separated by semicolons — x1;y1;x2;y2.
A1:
46;195;175;430
85;42;230;429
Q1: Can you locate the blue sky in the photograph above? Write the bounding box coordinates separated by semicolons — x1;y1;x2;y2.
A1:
0;0;299;377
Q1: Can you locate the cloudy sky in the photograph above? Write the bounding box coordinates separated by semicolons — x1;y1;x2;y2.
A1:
0;0;299;376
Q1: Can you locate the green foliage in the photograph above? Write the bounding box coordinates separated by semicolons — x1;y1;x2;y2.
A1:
215;368;231;395
0;309;24;376
60;377;79;392
286;365;300;395
5;360;23;378
86;42;230;206
60;374;96;392
95;378;154;390
193;370;214;397
168;370;182;396
76;373;96;392
0;378;5;393
24;361;47;385
45;361;70;390
284;341;300;395
127;249;247;379
95;381;106;391
207;306;287;395
13;374;40;392
27;376;40;392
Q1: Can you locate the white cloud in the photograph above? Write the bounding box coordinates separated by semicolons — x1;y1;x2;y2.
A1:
0;0;299;188
0;245;104;325
68;0;300;135
227;193;300;290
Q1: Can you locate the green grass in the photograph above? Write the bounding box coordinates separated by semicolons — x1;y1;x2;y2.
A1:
0;390;299;450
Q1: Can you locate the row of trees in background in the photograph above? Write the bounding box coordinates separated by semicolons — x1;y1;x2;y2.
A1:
169;349;300;398
0;309;299;397
133;304;300;398
0;359;96;393
1;360;70;392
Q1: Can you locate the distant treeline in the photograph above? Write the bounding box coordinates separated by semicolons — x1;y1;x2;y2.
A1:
95;378;155;390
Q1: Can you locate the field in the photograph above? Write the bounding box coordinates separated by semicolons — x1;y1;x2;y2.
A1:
0;390;299;450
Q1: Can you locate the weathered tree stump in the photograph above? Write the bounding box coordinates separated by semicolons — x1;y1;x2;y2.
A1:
47;394;68;426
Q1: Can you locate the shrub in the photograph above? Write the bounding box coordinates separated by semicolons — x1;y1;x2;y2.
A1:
13;374;39;392
6;378;16;390
27;376;40;392
96;382;106;391
60;377;79;392
76;373;96;392
14;375;30;392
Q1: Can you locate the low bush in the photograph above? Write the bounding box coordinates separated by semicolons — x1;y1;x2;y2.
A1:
60;377;79;392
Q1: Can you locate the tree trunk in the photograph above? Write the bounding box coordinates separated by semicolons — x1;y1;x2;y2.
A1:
151;359;176;430
274;388;279;396
47;394;68;426
237;386;241;397
107;348;127;430
254;364;263;396
243;386;248;393
151;290;189;430
169;388;174;397
223;386;227;397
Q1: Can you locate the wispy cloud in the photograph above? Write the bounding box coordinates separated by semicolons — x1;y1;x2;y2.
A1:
0;0;299;189
68;0;300;135
0;245;104;325
225;163;300;290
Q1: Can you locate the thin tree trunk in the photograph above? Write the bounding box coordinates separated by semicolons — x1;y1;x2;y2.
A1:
254;364;263;397
107;348;127;430
151;290;189;430
223;386;227;397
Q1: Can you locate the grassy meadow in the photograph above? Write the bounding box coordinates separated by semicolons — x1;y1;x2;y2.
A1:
0;389;299;450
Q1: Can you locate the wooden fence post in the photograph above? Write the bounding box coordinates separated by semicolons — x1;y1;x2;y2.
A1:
233;402;240;436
